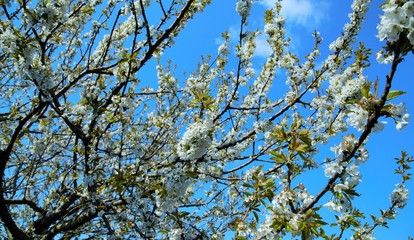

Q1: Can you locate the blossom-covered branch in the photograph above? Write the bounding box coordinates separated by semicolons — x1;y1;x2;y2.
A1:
0;0;413;239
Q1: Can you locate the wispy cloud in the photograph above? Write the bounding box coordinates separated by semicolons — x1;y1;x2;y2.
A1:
259;0;329;28
219;0;329;59
254;35;272;58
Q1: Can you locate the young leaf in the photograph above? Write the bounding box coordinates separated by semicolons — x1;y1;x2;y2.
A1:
386;90;406;101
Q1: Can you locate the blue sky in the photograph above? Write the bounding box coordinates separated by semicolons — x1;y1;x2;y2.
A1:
154;0;414;239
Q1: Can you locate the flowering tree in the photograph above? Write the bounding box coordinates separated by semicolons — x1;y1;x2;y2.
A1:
0;0;413;239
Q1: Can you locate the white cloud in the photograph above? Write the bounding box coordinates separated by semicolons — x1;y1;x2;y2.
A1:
259;0;329;27
254;35;272;58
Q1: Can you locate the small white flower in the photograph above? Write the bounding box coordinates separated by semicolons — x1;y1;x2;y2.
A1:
297;188;314;207
376;50;394;64
373;120;387;132
236;0;253;17
396;120;409;131
390;184;409;208
324;200;342;212
264;23;277;36
394;109;410;131
402;113;410;122
218;42;229;55
351;227;377;240
346;105;368;131
356;147;369;163
168;228;184;240
333;183;349;193
324;161;343;178
288;214;303;233
244;68;255;78
389;102;408;116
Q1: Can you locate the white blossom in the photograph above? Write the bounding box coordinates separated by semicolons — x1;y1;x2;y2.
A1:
346;105;369;131
324;161;343;178
351;228;376;240
396;113;410;131
177;120;213;160
377;1;414;46
236;0;253;17
168;228;184;240
218;42;229;55
256;215;281;239
324;200;342;212
376;49;394;64
390;184;409;208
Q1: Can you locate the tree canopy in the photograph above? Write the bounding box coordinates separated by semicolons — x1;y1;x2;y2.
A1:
0;0;413;239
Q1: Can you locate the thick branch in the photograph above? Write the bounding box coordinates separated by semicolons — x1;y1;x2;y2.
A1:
4;198;45;214
33;192;79;234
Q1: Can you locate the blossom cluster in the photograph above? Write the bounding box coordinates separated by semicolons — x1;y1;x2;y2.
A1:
177;120;213;160
390;183;409;208
236;0;253;17
377;1;414;45
377;0;414;63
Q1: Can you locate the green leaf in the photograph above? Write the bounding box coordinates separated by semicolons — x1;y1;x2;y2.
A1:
344;188;361;197
314;220;328;226
361;82;371;98
179;211;190;217
298;152;309;162
186;171;198;178
242;183;253;188
269;150;286;163
253;211;259;222
299;134;312;147
309;227;318;236
386;90;406;101
235;236;246;240
296;144;308;154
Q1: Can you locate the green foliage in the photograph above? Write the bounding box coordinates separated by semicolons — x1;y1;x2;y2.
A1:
395;151;413;183
190;89;218;111
386;90;407;101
